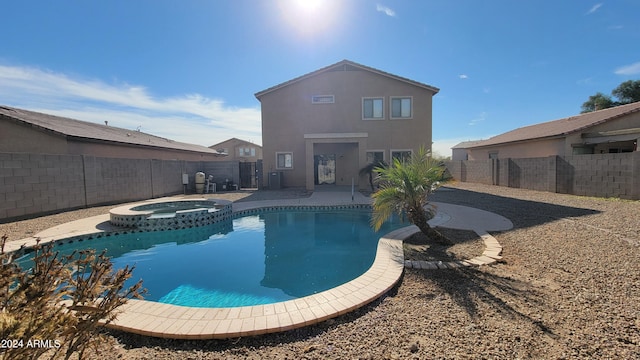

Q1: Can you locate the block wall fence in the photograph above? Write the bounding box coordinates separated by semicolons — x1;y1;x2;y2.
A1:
0;152;240;222
445;152;640;200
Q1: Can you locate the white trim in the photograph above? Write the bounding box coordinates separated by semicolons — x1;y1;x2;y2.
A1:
391;149;413;161
390;96;413;119
366;150;386;163
362;97;385;120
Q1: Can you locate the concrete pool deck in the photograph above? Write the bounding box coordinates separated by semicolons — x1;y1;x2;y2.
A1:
9;190;513;339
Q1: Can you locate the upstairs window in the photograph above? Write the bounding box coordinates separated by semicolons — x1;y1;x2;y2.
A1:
391;97;412;118
238;147;256;157
363;98;384;120
312;95;335;104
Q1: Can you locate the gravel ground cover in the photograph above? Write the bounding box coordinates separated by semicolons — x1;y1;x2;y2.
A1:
2;183;639;359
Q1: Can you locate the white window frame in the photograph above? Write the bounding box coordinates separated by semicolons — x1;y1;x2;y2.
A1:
391;149;413;163
275;152;294;170
311;95;335;104
390;96;413;119
366;150;386;164
238;147;256;157
362;97;385;120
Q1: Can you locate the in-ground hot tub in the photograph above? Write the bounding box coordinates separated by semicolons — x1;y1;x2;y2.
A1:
109;198;233;231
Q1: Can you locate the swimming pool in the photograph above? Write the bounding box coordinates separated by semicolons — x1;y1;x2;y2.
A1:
21;208;405;308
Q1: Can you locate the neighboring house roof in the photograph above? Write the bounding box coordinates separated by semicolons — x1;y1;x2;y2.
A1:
209;137;262;149
451;140;486;149
0;105;221;155
254;59;440;99
465;101;640;149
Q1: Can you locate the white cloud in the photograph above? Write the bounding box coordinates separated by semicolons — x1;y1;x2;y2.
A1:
376;4;396;17
586;3;602;14
468;112;487;126
614;61;640;75
459;74;468;79
0;64;262;146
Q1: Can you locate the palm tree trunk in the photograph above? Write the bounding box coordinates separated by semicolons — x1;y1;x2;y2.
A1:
407;206;451;245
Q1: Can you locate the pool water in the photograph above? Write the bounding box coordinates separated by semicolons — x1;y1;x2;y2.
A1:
20;209;405;308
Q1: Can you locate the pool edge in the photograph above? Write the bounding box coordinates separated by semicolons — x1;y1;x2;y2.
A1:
103;219;409;339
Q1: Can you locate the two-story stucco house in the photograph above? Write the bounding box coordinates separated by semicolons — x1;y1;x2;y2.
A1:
255;60;439;191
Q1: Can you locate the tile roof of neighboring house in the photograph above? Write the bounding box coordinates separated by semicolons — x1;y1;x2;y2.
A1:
0;105;221;155
209;137;262;149
451;140;486;149
254;59;439;99
465;101;640;148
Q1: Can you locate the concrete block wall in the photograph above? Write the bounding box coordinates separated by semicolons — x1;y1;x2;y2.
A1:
0;152;243;222
86;157;154;205
203;161;240;190
508;157;549;191
0;153;85;219
150;159;185;197
462;160;493;184
446;152;639;200
560;153;636;199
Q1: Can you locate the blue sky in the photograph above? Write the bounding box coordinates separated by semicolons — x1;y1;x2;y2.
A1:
1;0;639;157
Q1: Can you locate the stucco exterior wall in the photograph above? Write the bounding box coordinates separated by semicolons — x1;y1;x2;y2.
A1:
0;118;69;154
209;138;262;162
467;138;565;160
1;115;220;161
260;67;435;189
66;140;220;161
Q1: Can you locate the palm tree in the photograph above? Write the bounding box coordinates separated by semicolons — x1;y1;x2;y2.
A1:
370;147;450;244
359;158;387;192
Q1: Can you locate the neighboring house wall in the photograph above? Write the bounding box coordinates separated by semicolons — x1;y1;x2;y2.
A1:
1;110;221;161
0;119;69;154
0;151;240;222
445;152;640;200
451;148;468;161
467;138;565;160
564;113;640;155
259;65;435;190
209;138;262;162
465;111;640;160
66;141;221;161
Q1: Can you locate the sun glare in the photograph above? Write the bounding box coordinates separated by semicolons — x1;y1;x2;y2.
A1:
278;0;340;38
293;0;323;13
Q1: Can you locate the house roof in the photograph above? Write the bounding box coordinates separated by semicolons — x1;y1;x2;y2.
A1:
0;105;221;155
209;137;262;149
451;140;486;149
465;101;640;149
254;59;439;99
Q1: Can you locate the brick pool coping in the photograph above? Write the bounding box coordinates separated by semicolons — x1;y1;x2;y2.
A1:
7;192;512;340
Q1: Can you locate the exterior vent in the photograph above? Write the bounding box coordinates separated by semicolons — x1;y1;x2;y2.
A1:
312;95;335;104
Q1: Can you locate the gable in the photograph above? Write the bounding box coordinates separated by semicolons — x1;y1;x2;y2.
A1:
255;60;439;100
